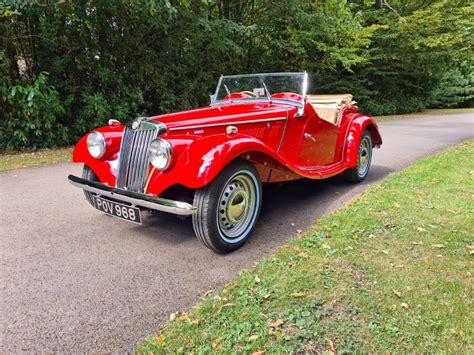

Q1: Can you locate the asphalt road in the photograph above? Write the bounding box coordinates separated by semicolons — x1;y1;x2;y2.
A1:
1;113;473;352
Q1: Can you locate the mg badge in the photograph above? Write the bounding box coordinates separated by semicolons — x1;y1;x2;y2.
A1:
132;121;140;130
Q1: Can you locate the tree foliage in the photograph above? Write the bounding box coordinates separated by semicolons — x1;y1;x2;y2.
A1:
1;0;472;149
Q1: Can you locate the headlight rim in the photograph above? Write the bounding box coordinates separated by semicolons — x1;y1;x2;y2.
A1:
86;131;106;159
148;138;173;171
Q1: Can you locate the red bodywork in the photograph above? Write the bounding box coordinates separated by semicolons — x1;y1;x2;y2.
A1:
73;93;382;197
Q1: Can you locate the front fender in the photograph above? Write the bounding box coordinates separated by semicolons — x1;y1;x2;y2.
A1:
345;115;382;168
72;125;124;185
145;134;284;195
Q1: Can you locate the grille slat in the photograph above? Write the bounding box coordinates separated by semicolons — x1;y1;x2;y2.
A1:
116;125;158;192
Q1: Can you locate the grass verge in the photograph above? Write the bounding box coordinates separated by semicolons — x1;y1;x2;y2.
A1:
0;147;73;171
139;139;474;353
375;108;474;121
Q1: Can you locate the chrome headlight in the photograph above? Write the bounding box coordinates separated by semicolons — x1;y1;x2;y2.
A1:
148;138;172;171
86;131;106;159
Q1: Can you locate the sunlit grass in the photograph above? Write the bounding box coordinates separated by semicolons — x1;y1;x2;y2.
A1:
138;140;474;353
0;147;73;171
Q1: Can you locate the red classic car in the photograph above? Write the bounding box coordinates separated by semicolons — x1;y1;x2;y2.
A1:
69;72;382;253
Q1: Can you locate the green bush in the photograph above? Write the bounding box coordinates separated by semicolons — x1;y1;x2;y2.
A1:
1;72;67;149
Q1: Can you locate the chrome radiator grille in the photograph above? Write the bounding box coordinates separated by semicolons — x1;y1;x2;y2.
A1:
116;125;158;192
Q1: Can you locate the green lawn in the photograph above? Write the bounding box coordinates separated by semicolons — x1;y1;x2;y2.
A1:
139;139;474;354
0;147;73;171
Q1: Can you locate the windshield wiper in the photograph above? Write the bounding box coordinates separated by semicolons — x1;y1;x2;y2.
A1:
262;81;272;102
223;84;233;103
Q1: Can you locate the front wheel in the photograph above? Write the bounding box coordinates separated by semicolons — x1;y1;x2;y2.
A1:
82;165;99;206
344;130;373;183
192;161;262;253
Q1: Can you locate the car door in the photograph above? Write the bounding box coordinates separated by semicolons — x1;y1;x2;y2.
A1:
297;113;340;167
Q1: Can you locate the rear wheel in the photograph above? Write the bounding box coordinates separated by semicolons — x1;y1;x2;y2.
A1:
192;161;262;253
344;130;373;183
82;165;99;206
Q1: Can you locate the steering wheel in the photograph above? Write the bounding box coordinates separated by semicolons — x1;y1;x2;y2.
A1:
240;91;257;97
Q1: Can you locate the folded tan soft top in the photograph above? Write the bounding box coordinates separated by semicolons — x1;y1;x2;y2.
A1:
307;94;354;124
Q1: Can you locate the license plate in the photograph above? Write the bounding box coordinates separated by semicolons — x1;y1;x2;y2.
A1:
92;196;142;224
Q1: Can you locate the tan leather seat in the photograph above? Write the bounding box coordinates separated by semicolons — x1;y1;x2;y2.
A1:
307;94;353;124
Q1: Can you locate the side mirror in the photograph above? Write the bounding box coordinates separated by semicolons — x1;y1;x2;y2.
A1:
209;94;216;104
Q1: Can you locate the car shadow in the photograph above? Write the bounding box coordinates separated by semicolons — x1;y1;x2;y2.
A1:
130;164;395;249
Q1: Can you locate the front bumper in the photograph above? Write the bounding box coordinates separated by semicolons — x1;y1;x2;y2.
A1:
68;175;197;215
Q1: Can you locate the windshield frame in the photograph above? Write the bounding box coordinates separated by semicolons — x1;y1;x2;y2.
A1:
210;72;308;108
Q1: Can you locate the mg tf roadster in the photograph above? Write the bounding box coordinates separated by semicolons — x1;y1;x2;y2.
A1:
68;72;382;253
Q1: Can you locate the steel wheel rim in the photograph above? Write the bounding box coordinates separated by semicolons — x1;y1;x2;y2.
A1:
357;136;372;177
217;173;257;242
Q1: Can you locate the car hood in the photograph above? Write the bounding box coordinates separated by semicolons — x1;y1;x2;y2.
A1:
148;101;296;131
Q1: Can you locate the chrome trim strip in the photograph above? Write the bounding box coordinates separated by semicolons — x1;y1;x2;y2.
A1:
68;175;197;215
220;72;305;79
169;116;287;131
211;97;304;108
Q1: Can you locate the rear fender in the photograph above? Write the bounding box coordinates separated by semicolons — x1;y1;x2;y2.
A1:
146;134;284;195
345;115;382;168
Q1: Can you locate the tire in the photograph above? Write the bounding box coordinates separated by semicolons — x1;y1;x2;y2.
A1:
344;130;373;183
192;160;262;253
82;165;99;206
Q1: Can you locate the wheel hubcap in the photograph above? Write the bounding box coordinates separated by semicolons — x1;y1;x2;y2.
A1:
357;136;372;177
218;174;256;240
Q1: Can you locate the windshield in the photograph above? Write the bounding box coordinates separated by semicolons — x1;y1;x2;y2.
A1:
212;72;307;105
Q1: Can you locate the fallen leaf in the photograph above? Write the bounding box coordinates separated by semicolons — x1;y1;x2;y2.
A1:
298;252;310;258
252;351;264;355
325;337;335;352
178;314;192;323
470;250;474;256
223;303;233;307
203;290;214;297
417;227;427;232
432;244;445;249
192;319;200;326
368;234;376;239
393;289;402;298
248;335;259;341
255;275;261;283
212;343;222;350
169;312;179;321
155;335;166;344
411;241;423;245
459;329;465;337
296;229;303;235
382;250;389;255
290;292;304;298
321;243;331;249
262;294;271;300
394;202;401;208
400;303;409;309
270;319;284;328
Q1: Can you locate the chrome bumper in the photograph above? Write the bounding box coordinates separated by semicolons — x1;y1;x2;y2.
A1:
68;175;197;215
